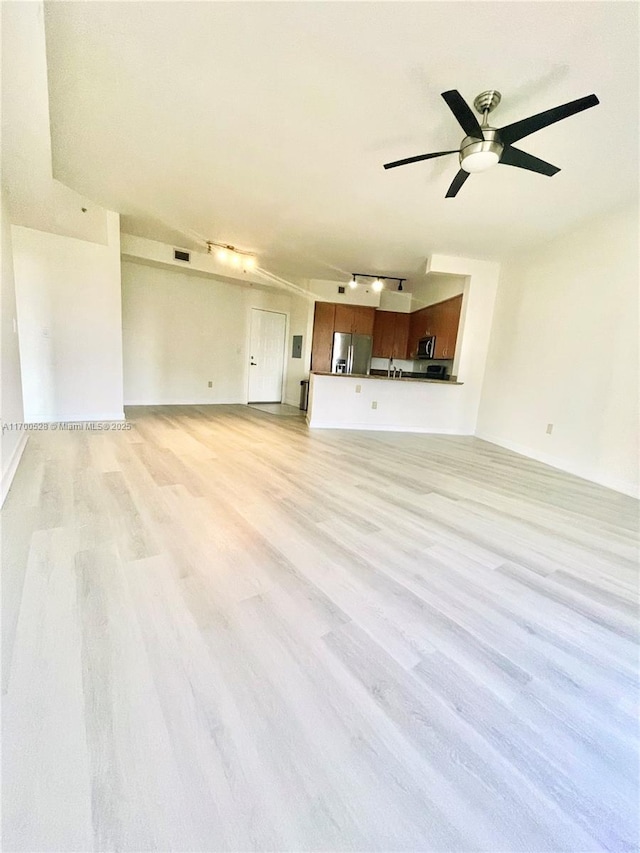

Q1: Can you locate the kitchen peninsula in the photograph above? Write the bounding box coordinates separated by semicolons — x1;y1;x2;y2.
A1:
307;371;466;433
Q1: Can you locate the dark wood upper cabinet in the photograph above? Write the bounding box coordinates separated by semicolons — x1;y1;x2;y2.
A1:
393;313;410;358
372;311;396;357
311;295;462;369
374;311;410;358
351;305;376;336
310;302;336;373
432;294;463;358
407;308;429;358
444;294;463;358
333;303;354;334
334;303;375;335
405;295;463;359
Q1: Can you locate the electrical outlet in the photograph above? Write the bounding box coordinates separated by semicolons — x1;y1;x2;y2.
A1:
208;381;213;388
355;384;361;393
546;423;553;434
371;401;377;410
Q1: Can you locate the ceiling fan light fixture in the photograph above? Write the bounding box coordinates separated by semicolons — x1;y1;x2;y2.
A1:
461;149;501;173
459;130;503;173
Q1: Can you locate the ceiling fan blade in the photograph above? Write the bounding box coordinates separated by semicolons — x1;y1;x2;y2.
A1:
383;150;458;170
441;90;484;139
445;169;470;198
500;146;560;176
499;94;599;145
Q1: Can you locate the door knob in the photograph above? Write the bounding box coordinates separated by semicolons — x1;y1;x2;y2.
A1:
250;362;257;366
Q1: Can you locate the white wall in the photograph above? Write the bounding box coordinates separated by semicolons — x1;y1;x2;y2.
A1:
477;203;639;498
12;211;124;421
370;357;416;373
410;273;465;311
426;255;500;431
122;260;313;406
120;232;308;294
309;279;381;306
1;189;26;504
2;0;108;244
379;290;412;313
283;290;314;407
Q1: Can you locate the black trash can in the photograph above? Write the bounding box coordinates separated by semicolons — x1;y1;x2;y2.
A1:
299;379;309;412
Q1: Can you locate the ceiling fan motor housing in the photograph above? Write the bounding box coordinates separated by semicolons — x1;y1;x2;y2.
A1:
459;128;504;173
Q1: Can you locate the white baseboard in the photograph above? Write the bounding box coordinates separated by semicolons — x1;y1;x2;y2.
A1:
22;411;126;422
475;430;640;499
307;421;468;435
2;433;28;506
124;399;245;406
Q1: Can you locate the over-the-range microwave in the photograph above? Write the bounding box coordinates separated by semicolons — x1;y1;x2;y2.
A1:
417;336;436;359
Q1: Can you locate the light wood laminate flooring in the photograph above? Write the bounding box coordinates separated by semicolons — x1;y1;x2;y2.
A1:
2;405;639;852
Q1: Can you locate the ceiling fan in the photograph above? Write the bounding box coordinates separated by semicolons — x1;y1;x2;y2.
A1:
383;89;599;197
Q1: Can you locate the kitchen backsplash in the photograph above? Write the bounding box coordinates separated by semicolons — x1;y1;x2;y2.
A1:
370;357;454;374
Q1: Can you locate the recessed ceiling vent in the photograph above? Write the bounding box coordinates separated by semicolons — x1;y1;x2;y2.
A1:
174;249;191;263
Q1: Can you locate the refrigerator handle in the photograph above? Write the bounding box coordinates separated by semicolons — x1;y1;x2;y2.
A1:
347;344;354;374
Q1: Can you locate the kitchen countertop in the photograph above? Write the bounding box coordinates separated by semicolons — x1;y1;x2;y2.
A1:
312;371;463;385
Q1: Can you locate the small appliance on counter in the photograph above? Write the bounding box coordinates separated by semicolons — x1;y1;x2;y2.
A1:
417;336;436;359
425;364;448;380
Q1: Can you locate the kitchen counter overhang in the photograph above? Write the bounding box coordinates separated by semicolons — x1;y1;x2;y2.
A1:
312;371;463;385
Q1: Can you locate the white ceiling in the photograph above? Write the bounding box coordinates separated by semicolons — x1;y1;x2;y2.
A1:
43;1;638;284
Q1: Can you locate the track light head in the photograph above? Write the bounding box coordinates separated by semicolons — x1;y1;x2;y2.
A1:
349;273;405;291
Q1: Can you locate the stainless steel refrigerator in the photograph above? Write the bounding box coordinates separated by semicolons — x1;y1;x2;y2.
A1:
331;332;373;375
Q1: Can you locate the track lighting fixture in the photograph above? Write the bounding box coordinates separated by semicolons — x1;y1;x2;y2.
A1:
348;274;406;292
207;240;257;270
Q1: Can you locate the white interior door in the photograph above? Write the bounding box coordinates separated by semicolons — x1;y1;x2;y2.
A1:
248;309;287;403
